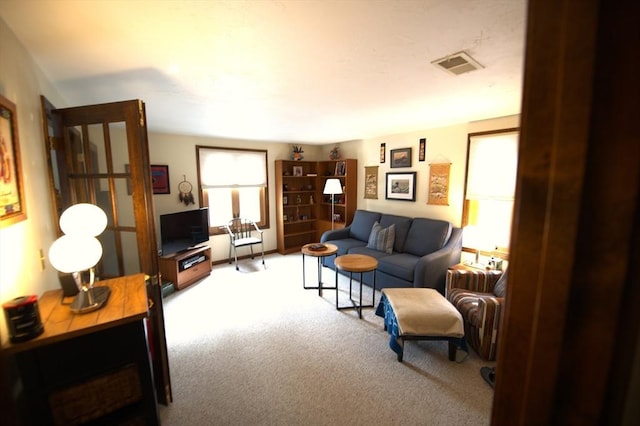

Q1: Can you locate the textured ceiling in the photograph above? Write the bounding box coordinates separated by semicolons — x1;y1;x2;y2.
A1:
1;0;527;144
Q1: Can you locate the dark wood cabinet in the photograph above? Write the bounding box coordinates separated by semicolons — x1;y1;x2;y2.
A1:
1;274;158;425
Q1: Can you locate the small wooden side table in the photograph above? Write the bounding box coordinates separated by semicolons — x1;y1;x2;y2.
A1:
1;273;159;425
334;254;378;319
301;243;338;296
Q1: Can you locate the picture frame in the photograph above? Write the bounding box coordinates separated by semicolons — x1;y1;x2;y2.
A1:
380;143;386;163
390;148;412;168
151;164;170;194
419;138;426;162
334;161;346;176
386;172;417;201
293;165;303;177
0;95;27;227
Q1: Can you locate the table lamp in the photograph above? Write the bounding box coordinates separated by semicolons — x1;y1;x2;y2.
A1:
323;178;343;230
48;203;110;314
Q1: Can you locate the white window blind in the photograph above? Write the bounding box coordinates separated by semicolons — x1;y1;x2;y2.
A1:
198;148;267;188
466;131;519;200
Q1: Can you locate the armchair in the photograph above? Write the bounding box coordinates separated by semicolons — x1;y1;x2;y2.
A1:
225;217;265;271
446;267;507;361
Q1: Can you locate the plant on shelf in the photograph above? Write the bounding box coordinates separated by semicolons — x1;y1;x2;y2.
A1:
291;145;304;161
329;146;340;160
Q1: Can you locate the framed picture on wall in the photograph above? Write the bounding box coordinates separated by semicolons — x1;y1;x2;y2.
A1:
0;95;27;227
386;172;417;201
151;165;170;194
419;138;426;162
390;148;412;168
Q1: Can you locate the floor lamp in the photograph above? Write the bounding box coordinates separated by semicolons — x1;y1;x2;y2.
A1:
323;178;343;230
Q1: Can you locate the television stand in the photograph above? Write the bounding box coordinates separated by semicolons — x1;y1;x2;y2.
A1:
158;245;212;290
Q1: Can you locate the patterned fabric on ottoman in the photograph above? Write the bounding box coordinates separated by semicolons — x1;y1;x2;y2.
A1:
375;288;467;362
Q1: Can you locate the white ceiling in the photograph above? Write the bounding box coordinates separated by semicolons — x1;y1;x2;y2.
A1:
1;0;527;144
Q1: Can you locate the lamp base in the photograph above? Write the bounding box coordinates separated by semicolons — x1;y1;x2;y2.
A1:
70;286;111;314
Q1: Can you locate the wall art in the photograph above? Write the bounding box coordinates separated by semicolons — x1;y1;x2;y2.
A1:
0;95;27;227
419;138;426;162
427;163;451;205
385;172;416;201
380;143;386;163
390;148;412;168
151;165;170;194
364;166;378;199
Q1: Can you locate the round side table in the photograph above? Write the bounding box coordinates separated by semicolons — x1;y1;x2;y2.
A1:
301;243;338;296
334;254;378;319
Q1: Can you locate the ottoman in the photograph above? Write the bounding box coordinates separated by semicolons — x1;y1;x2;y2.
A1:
375;288;467;362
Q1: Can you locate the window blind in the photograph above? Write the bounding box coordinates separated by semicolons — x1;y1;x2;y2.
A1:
198;148;267;188
466;131;519;200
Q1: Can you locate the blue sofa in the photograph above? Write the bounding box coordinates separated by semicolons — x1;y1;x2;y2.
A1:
320;209;462;294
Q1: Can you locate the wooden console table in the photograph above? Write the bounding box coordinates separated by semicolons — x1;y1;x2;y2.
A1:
1;273;159;425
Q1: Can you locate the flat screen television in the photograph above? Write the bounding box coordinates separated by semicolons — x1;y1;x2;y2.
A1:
160;208;210;255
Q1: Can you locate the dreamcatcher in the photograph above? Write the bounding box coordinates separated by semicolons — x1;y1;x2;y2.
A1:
178;176;195;205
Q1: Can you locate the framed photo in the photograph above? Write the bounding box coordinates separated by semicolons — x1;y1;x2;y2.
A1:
334;161;346;176
293;165;303;176
419;138;426;162
151;165;170;194
386;172;417;201
380;143;386;163
390;148;412;168
0;95;27;227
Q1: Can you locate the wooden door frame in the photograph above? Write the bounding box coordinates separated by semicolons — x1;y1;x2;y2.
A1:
41;99;172;405
492;0;639;424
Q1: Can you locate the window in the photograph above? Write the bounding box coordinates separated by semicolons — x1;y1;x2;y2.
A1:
197;146;269;235
462;128;519;260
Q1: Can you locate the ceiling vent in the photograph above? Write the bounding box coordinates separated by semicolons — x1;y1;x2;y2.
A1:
432;51;484;75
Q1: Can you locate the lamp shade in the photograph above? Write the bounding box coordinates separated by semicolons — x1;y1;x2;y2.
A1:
59;203;107;237
323;179;343;195
49;235;103;274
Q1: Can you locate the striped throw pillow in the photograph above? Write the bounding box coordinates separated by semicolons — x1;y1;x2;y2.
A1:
367;221;396;254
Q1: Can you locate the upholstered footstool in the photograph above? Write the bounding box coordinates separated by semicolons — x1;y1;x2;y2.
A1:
375;288;467;362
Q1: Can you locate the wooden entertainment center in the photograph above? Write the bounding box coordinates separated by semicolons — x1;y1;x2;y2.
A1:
158;245;212;290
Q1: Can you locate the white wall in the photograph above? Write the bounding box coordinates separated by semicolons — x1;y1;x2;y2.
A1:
347;115;520;226
0;18;69;337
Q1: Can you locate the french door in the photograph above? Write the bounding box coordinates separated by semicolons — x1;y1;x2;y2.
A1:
41;97;172;405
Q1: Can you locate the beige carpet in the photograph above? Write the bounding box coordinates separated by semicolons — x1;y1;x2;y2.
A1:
158;252;495;425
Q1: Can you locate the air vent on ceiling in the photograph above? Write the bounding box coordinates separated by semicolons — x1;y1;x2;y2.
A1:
432;51;484;75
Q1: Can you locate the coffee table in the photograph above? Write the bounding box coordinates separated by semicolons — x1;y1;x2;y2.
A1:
301;243;338;296
334;254;378;318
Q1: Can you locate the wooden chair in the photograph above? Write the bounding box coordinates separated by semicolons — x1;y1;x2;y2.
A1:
225;217;265;271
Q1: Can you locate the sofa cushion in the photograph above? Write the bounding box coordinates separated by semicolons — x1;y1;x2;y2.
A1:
376;253;419;283
325;238;367;256
403;218;452;257
367;221;395;254
380;214;413;253
493;268;508;297
349;210;382;242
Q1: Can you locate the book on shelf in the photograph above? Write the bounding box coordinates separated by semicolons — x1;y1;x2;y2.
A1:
306;173;317;176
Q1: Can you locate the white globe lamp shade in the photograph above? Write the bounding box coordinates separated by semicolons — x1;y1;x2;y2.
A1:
48;235;103;274
59;203;107;237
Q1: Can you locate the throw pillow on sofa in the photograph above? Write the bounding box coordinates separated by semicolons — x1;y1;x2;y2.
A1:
367;221;395;254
